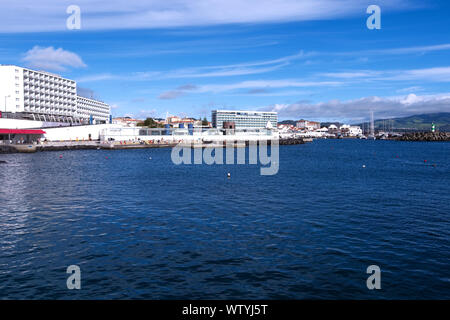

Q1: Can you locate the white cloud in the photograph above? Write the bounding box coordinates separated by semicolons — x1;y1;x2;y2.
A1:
157;79;340;99
197;79;342;93
22;46;86;71
159;84;198;100
262;93;450;121
137;109;158;118
322;66;450;83
396;86;424;93
159;90;187;100
78;51;310;83
77;73;117;83
371;43;450;55
320;70;382;79
389;67;450;82
0;0;414;33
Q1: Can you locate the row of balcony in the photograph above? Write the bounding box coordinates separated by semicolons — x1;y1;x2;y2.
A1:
23;71;75;84
24;92;76;101
25;98;76;105
24;82;76;92
23;77;75;86
24;101;76;109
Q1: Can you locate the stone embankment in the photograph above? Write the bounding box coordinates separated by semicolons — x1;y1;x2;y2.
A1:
396;132;450;141
279;138;307;145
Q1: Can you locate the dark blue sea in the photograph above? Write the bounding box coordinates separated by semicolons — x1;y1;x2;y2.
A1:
0;139;449;299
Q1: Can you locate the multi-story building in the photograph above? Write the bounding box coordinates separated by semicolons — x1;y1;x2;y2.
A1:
340;124;363;136
0;65;110;124
112;117;143;127
212;110;278;129
77;95;110;124
296;119;321;131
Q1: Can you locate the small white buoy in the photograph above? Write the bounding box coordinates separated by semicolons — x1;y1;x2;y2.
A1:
149;157;152;160
362;165;366;168
227;172;231;178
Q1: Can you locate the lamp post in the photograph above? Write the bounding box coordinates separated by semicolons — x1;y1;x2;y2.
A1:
4;95;10;113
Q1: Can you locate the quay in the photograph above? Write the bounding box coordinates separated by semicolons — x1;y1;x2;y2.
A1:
0;137;308;154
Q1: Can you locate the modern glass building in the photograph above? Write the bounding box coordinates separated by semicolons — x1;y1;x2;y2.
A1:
212;110;278;129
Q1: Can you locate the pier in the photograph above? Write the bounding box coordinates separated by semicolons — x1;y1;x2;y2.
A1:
394;132;450;142
0;137;310;153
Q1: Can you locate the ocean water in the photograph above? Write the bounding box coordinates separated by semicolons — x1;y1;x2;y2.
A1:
0;139;449;299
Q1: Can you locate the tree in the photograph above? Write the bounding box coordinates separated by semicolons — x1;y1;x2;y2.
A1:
142;118;158;128
202;117;208;126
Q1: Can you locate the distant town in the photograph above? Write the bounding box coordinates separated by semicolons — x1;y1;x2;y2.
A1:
1;64;449;154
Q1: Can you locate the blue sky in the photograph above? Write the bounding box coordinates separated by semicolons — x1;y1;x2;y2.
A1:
1;0;449;122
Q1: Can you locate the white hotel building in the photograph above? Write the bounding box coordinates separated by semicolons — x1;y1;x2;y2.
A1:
212;110;278;129
0;65;110;124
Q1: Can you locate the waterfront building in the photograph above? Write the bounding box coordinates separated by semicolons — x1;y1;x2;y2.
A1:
340;124;363;136
212;110;278;129
327;124;339;134
77;95;110;124
112;117;143;127
296;119;321;130
164;116;203;128
0;65;110;123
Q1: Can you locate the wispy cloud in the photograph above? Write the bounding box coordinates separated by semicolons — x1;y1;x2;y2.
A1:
167;51;311;78
370;43;450;55
159;84;198;100
198;79;342;93
300;43;450;61
21;46;86;72
0;0;414;33
77;73;117;83
78;51;309;83
158;79;340;99
396;86;424;93
237;89;313;97
321;66;450;83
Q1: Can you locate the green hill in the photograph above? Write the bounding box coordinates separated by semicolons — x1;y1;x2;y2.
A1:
356;113;450;132
278;120;296;126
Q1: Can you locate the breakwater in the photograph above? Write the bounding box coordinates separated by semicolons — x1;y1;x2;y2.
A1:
0;138;309;154
279;137;308;145
396;132;450;142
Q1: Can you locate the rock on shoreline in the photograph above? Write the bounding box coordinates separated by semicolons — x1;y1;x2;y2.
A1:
396;132;450;142
279;138;306;145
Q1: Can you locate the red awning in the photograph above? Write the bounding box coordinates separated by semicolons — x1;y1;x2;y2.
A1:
0;129;46;135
